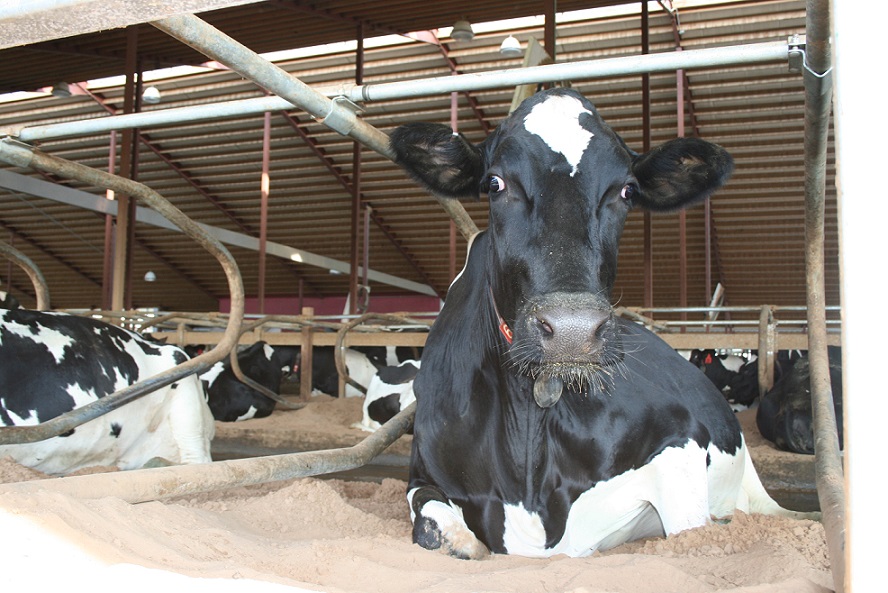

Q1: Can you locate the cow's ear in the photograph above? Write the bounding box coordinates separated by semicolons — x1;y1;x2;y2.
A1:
389;123;483;199
631;137;733;211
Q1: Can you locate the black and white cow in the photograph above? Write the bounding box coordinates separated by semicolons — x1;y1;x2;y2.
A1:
356;359;420;432
0;308;214;475
303;345;393;397
389;88;815;559
688;349;760;410
199;341;300;422
756;347;843;455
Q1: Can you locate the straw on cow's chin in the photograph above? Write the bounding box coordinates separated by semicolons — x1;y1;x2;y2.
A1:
533;375;564;408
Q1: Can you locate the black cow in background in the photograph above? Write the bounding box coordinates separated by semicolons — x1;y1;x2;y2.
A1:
687;349;806;411
756;346;843;454
200;341;300;422
688;349;760;410
390;87;814;559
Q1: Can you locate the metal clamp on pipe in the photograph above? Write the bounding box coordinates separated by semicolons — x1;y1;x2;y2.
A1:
788;34;806;73
314;96;363;136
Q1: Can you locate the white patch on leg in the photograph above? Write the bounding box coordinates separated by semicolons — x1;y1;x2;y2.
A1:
235;405;259;422
523;95;595;177
504;440;713;557
502;502;547;557
733;436;820;520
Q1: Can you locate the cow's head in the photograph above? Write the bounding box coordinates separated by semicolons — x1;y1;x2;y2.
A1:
390;88;732;406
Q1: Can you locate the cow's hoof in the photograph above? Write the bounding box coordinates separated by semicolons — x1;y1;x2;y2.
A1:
413;515;490;560
442;530;490;560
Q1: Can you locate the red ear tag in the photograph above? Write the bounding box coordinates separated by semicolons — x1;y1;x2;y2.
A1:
499;321;513;344
704;353;712;365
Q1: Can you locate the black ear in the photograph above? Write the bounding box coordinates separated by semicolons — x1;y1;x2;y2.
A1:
389;122;484;199
631;137;733;211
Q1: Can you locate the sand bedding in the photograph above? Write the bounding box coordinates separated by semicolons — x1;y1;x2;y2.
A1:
0;396;833;593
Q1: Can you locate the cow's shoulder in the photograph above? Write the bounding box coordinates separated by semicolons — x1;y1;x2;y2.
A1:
611;319;743;451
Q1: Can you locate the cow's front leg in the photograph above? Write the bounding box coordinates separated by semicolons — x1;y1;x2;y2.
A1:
407;485;490;560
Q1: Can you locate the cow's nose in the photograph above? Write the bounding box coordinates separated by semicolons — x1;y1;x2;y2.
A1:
534;307;610;358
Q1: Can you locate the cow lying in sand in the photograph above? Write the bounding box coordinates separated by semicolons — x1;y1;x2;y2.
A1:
390;88;818;559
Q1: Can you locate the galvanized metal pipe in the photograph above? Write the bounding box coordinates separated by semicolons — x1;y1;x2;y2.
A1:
150;13;478;241
0;401;415;502
0;240;50;310
803;1;844;591
9;41;790;144
0;138;244;445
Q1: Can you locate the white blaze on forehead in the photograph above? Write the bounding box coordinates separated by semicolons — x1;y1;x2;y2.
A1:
523;94;595;177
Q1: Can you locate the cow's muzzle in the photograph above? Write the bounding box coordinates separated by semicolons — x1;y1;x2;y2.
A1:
509;292;619;407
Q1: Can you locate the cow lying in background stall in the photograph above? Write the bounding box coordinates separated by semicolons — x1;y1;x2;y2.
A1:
756;347;843;455
684;349;805;411
389;88;816;559
303;345;418;397
0;308;214;475
687;349;760;411
356;359;420;432
199;341;300;422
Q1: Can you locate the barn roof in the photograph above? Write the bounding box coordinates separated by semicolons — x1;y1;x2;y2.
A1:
0;0;837;324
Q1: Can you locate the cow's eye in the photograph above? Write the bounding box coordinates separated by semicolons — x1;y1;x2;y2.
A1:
488;175;507;194
620;183;637;200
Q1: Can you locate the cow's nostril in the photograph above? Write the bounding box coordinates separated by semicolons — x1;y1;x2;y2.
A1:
537;318;554;336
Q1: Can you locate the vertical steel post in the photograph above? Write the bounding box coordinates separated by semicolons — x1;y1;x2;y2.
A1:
102;130;117;310
258;109;271;314
804;1;844;591
112;26;138;312
348;23;364;315
674;11;688;322
450;74;460;283
544;0;557;61
641;3;653;310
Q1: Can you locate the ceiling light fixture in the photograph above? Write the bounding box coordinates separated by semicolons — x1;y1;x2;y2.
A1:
500;35;523;56
142;86;161;104
51;82;71;98
144;271;157;282
451;19;475;42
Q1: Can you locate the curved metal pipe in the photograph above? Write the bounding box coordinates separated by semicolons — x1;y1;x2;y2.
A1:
334;313;430;396
0;401;415;502
0;240;50;310
0;139;244;445
226;341;304;411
